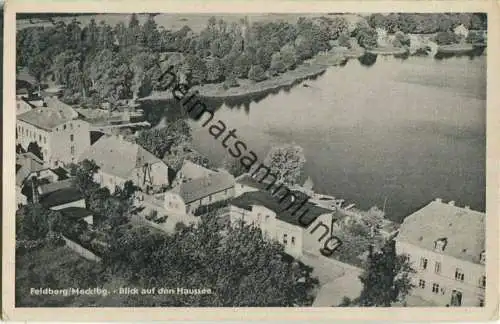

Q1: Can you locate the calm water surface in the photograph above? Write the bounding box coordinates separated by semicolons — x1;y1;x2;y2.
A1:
187;55;486;222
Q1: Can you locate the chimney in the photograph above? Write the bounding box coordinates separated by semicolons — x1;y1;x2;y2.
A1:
448;201;455;206
435;198;442;203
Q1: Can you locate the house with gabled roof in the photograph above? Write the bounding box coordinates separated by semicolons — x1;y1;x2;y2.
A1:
79;134;170;193
16;97;91;168
395;198;485;307
161;170;235;215
229;189;337;258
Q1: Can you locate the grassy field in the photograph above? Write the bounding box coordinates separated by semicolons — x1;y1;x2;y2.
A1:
17;13;364;32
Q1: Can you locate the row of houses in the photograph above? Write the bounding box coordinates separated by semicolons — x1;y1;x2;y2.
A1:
15;73;485;307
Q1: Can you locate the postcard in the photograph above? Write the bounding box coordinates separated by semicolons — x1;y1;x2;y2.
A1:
2;0;499;321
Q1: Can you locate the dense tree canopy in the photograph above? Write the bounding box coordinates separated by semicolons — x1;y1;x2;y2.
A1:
263;144;306;186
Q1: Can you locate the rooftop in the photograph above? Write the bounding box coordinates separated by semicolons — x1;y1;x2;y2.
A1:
231;190;334;227
79;135;165;179
396;199;485;264
179;171;235;204
17;97;79;131
236;174;277;191
15;152;45;187
39;187;84;209
38;178;74;196
177;160;214;182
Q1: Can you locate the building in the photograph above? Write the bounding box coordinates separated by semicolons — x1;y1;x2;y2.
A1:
454;24;469;39
79;134;170;193
162;171;235;215
16;97;91;168
395;198;485;307
15;152;70;208
228;190;335;258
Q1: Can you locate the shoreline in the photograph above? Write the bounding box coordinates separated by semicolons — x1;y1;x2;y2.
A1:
139;51;354;102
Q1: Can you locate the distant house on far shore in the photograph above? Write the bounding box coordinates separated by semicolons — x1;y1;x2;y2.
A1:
454;24;469;39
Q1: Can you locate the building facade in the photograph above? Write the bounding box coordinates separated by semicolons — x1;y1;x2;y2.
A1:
16;98;91;168
395;198;485;307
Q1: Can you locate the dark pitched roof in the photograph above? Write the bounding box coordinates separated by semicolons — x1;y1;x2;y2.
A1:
396;199;485;264
51;167;70;180
231;190;333;227
179;171;235;204
39;187;84;209
59;207;92;219
38;178;74;195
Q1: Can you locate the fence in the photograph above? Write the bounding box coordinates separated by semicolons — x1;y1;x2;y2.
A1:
62;235;101;262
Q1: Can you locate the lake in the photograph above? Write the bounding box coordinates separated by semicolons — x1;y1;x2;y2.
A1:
147;52;487;223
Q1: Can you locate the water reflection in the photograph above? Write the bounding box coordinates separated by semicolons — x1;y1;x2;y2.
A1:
358;52;378;67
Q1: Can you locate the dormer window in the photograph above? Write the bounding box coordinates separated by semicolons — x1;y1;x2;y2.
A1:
480;250;486;264
434;238;447;252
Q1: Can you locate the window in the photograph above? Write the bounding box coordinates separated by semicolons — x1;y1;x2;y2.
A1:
63;124;67;130
418;280;426;289
432;283;440;294
43;136;46;144
265;215;270;222
208;195;212;202
291;236;296;245
70;146;75;155
434;261;441;274
478;298;484;307
479;275;486;288
420;257;428;270
434;238;447;252
70;134;74;142
480;251;486;264
450;290;462;307
283;234;288;245
455;268;465;282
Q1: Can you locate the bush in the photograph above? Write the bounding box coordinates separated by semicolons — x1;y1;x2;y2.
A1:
434;31;459;45
466;31;485;44
248;65;267;82
338;33;351;48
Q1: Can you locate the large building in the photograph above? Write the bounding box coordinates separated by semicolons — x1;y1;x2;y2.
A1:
79;134;171;193
395;198;485;307
16;97;91;168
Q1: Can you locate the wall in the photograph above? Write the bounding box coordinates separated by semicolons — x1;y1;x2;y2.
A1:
275;219;304;258
49;119;91;168
186;187;235;215
50;199;86;211
62;235;101;262
17;120;50;165
396;240;485;306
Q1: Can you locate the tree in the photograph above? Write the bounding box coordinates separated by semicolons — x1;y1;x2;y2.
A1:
466;31;485;44
329;17;349;40
27;142;43;160
280;44;297;71
17;203;51;240
357;240;415;306
103;216;319;306
247;65;267;82
354;27;378;49
338;33;351;48
268;52;286;76
206;57;224;83
263;144;306;186
136;119;193;159
72;159;100;202
392;31;411;48
222;155;247;177
233;52;253;78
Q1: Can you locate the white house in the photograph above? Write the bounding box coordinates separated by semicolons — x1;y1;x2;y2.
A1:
16;97;91;168
395;198;485;307
79;135;171;193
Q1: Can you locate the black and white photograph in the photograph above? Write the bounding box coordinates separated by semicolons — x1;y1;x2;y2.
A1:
3;1;498;320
